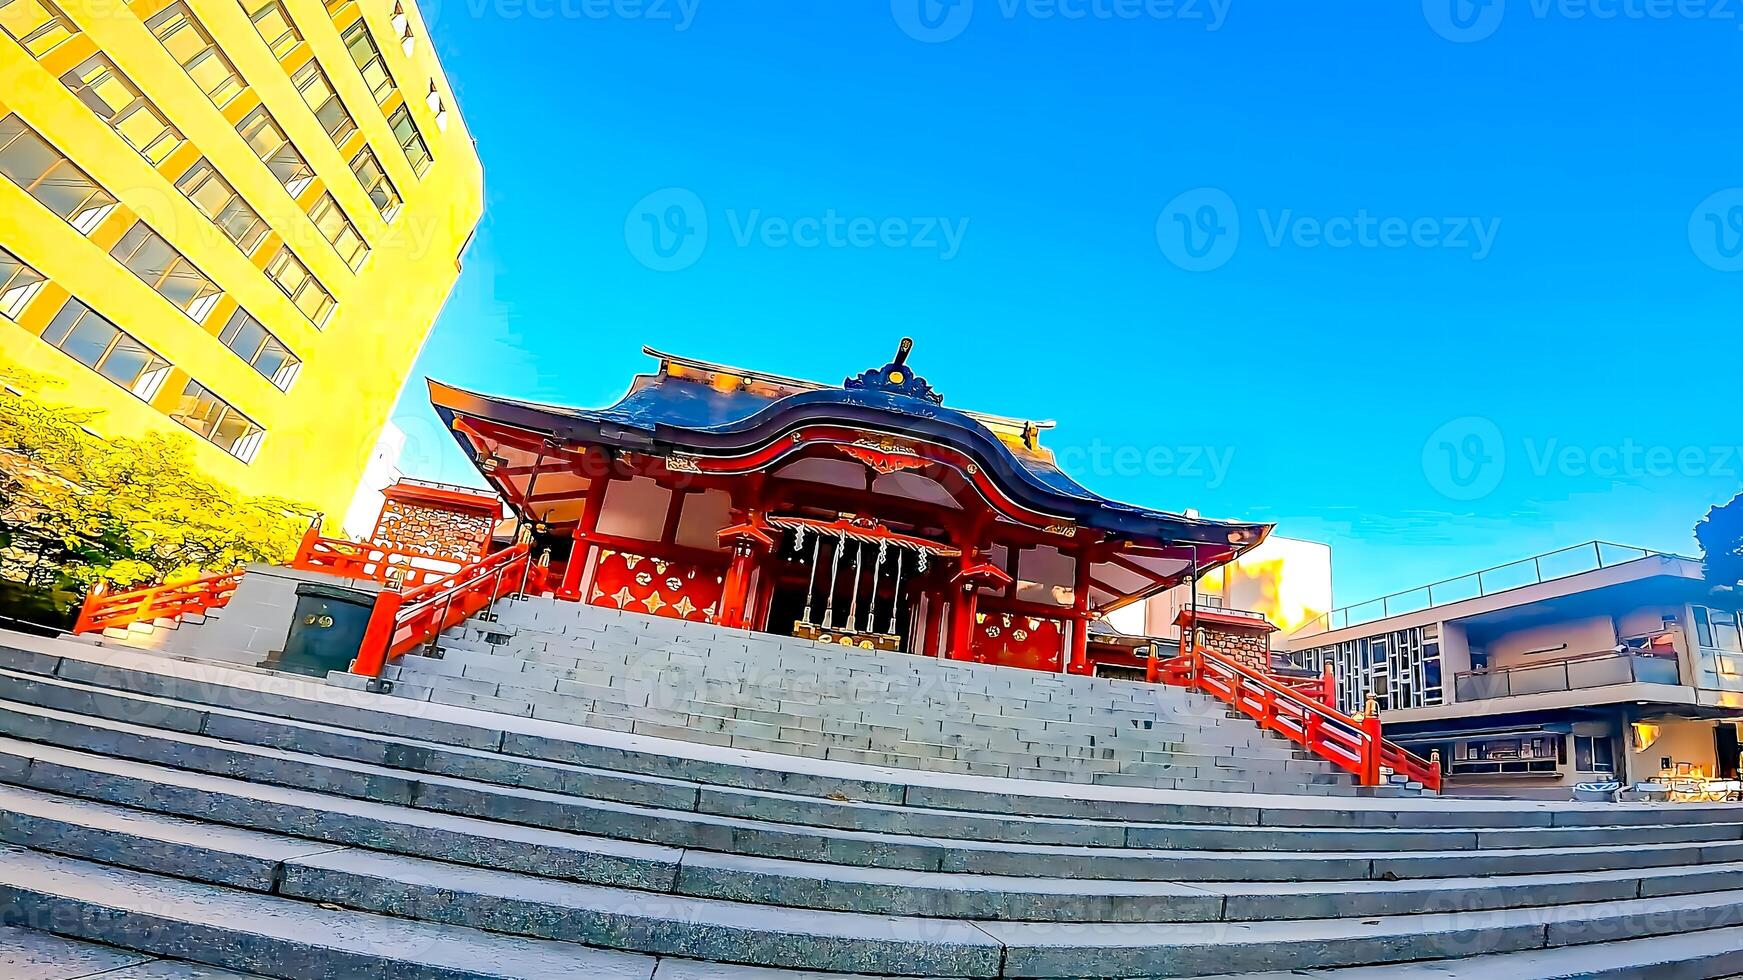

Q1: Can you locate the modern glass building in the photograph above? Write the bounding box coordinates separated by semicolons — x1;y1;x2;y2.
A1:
0;0;481;519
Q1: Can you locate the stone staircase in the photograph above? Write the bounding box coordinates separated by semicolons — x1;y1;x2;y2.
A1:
4;631;1743;976
379;598;1371;796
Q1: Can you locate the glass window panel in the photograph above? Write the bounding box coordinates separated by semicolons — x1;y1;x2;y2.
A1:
307;192;368;270
0;116;116;233
264;245;333;326
110;222;222;321
290;61;356;144
245;0;299;58
59;53;190;165
41;298;170;400
235;107;314;197
147;4;243;107
0;0;78;57
175;159;269;254
341;21;394;103
348;146;399;220
0;246;45;319
386;104;431;178
170;379;263;460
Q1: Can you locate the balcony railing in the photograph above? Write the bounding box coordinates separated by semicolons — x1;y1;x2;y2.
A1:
1453;650;1681;701
1293;541;1681;638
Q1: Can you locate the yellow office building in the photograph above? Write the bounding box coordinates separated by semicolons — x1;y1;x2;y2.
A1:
0;0;481;520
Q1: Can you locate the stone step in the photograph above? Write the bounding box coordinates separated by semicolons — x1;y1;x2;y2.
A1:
11;783;1743;978
0;847;663;979
0;924;265;979
0;674;1727;853
8;704;1743;890
7;645;1741;831
12;759;1736;927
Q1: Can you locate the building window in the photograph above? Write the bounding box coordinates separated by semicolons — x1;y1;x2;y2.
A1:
218;307;300;390
264;245;334;326
0;115;117;234
147;3;244;108
111;223;223;322
386;104;431;178
59;55;185;166
341;21;393;103
236;106;315;198
0;246;46;320
168;379;265;461
290;60;356;145
0;0;78;57
390;2;412;53
307;192;368;270
1298;623;1444;714
348;145;400;221
1573;735;1615;773
175;159;270;255
244;0;299;58
41;298;172;401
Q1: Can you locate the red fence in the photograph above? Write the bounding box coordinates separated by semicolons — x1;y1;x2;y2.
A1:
289;525;464;588
350;543;545;678
72;571;244;636
1159;645;1441;792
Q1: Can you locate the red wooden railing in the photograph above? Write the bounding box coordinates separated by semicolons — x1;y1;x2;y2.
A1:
350;542;546;678
1160;645;1442;792
71;571;244;636
289;525;466;589
1271;664;1337;707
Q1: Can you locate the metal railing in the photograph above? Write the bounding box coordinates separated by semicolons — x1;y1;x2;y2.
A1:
1453;650;1681;701
1292;541;1681;638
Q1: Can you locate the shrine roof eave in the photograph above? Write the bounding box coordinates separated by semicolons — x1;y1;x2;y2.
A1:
428;378;1273;558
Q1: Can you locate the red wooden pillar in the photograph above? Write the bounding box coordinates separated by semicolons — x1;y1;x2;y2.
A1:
948;554;1012;663
717;512;775;630
559;467;612;601
1066;548;1093;675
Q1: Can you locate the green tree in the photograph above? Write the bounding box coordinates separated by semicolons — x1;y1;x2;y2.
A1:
0;358;313;595
1696;492;1743;591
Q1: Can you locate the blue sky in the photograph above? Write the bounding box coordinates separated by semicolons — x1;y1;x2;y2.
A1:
393;0;1743;606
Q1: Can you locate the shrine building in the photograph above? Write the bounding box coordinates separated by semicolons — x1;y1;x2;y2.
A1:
429;341;1272;675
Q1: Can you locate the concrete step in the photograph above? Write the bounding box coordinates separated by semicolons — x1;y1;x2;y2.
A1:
0;924;265;978
11;783;1743;978
6;646;1740;832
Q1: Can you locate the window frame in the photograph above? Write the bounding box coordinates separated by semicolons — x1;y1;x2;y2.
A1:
307;191;369;270
386;103;431;178
0;245;47;320
168;377;266;462
243;0;300;58
217;306;301;391
0;0;79;58
0;114;118;234
175;158;271;255
235;105;315;198
290;58;357;145
110;222;225;322
263;244;335;327
146;2;245;108
40;297;173;402
348;144;400;221
340;20;394;104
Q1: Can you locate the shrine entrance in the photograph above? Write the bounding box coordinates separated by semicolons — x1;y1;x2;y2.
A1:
758;516;954;653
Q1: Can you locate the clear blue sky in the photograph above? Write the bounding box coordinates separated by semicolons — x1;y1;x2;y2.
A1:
392;0;1743;606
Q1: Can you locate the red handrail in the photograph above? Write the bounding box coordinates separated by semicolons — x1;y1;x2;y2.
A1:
71;571;244;636
289;525;468;589
350;543;546;678
1160;645;1441;792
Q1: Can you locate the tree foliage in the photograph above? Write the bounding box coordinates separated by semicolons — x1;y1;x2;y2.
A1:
1696;492;1743;590
0;359;314;594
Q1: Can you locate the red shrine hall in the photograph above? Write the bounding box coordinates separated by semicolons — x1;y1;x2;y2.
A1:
429;342;1272;675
